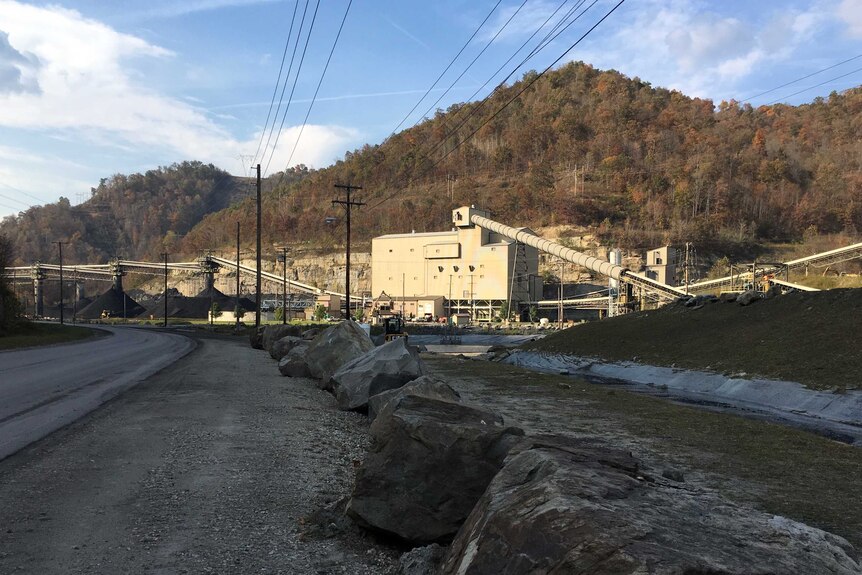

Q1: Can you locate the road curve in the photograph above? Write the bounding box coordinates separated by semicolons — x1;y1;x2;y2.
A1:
0;326;195;461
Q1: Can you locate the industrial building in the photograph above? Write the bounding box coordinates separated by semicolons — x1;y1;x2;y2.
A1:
371;206;543;321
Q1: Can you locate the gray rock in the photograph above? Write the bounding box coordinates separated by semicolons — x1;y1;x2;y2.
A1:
332;338;426;411
368;375;460;422
262;324;301;353
301;327;322;340
440;436;861;575
278;341;311;377
270;335;304;360
719;291;739;303
249;325;266;349
398;544;446;575
736;289;762;306
305;321;375;389
347;395;524;543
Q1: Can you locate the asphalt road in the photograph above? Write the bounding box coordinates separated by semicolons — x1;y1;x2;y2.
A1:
0;326;195;461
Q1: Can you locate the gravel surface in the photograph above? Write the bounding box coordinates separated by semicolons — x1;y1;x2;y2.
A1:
0;334;400;574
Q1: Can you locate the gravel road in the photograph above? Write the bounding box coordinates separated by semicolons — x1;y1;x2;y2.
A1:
0;333;399;574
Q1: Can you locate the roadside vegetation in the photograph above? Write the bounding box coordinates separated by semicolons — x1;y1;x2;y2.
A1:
0;322;100;350
428;356;862;549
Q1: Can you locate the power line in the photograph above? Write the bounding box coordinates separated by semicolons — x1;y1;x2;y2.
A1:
282;0;353;173
408;0;530;130
422;0;594;162
766;65;862;105
250;0;301;167
742;54;862;103
389;0;503;135
428;0;618;169
371;0;616;210
263;0;321;176
0;180;45;203
0;191;31;208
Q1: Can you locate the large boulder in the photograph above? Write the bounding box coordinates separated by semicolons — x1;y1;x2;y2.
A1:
332;338;426;411
347;395;524;543
304;321;375;389
249;325;266;349
440;436;861;575
736;289;762;306
367;374;461;422
278;340;312;377
270;335;304;360
301;327;322;340
262;324;301;353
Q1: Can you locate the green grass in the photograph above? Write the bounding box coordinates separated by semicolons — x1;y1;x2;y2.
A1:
429;357;862;549
0;322;102;350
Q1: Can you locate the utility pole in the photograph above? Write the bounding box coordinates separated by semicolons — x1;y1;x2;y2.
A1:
236;222;241;327
56;241;67;324
255;164;262;328
332;183;364;320
559;261;564;328
161;252;168;327
279;246;288;325
448;274;452;323
684;242;692;294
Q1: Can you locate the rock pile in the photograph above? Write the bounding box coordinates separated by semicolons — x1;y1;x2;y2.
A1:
253;321;861;574
440;436;861;574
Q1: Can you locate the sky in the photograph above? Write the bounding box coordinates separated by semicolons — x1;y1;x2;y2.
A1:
0;0;861;218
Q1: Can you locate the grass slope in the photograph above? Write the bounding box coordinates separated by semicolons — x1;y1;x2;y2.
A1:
0;322;101;350
526;288;862;391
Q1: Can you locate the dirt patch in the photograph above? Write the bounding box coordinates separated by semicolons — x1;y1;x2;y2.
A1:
526;288;862;391
425;354;862;550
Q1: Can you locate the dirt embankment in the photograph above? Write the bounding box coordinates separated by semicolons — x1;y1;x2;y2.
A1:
527;288;862;391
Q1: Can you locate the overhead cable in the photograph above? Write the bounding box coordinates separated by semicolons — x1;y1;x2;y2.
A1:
251;0;302;167
408;0;530;129
281;0;354;178
742;53;862;103
766;65;862;105
389;0;503;135
263;0;321;176
370;0;625;210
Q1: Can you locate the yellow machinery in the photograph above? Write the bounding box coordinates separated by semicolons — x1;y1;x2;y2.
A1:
383;315;408;343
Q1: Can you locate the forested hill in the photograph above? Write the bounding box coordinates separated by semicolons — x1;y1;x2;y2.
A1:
183;61;862;256
0;161;306;265
4;61;862;265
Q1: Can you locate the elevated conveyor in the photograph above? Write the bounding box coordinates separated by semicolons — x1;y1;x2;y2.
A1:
687;241;862;293
469;214;687;302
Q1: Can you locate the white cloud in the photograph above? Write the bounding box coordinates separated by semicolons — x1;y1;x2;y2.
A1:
664;16;754;73
482;0;562;43
126;0;284;20
240;124;360;176
0;30;39;94
572;0;834;101
0;0;361;218
837;0;862;37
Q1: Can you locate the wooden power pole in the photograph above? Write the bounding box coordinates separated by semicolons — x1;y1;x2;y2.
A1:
255;164;262;328
332;184;364;319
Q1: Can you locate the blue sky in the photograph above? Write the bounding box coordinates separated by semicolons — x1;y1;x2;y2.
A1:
0;0;861;219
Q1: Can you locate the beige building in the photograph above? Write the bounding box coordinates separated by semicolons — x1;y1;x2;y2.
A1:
371;206;542;321
645;246;677;286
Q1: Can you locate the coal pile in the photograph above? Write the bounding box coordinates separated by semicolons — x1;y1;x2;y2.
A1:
197;286;257;313
77;287;145;319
